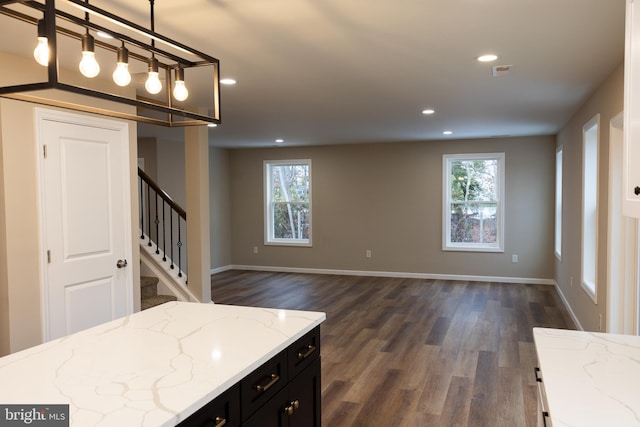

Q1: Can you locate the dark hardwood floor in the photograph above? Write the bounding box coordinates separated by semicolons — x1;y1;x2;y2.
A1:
210;270;575;427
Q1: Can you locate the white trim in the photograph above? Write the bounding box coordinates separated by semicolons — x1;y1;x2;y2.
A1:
442;152;505;252
555;145;563;261
223;264;556;285
210;265;234;275
264;159;312;247
552;281;584;331
581;114;600;304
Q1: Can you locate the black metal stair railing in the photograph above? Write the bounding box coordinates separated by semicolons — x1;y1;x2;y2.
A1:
138;168;187;279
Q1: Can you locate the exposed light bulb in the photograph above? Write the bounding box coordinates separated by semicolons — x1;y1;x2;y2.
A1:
33;19;49;67
173;68;188;101
33;37;49;66
113;62;131;86
173;81;188;101
79;51;100;77
79;33;100;78
112;45;131;86
145;57;162;94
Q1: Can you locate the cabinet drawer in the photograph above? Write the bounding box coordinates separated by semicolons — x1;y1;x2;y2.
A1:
241;349;288;420
177;383;241;427
288;326;320;379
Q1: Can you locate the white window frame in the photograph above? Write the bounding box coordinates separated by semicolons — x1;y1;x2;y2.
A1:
555;146;563;260
264;159;312;247
582;114;599;303
442;153;505;252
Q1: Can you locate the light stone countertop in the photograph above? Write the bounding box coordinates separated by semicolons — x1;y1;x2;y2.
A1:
533;327;640;426
0;301;326;426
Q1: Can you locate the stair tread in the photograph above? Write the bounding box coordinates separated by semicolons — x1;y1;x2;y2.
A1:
140;276;159;288
141;294;177;311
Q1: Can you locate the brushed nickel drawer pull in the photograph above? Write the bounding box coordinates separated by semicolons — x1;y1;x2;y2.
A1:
297;345;316;360
256;373;280;393
213;416;226;427
284;400;300;416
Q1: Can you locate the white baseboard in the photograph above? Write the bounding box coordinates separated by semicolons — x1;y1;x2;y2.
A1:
552;281;584;330
212;264;556;285
210;265;234;275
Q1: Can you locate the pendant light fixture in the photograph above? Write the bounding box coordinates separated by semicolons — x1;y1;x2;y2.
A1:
0;0;221;127
173;67;188;101
79;29;100;78
112;43;131;86
33;19;50;66
145;55;162;94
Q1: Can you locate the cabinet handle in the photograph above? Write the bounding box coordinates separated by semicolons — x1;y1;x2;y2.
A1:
297;345;316;360
534;367;542;382
284;400;300;416
255;373;280;393
635;186;640;196
213;416;226;427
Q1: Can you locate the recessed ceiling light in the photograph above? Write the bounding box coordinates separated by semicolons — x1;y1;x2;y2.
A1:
220;78;237;85
477;54;498;62
275;139;284;143
207;123;217;128
422;109;435;115
443;131;453;135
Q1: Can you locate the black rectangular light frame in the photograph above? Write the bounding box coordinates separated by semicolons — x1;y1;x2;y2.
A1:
0;0;221;127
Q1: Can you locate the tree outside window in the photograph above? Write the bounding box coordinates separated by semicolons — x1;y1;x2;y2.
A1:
443;153;505;252
264;160;312;246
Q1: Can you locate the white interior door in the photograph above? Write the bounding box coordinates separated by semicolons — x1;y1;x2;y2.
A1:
37;109;133;341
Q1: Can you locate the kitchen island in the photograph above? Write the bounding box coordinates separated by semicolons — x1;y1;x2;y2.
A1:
0;301;326;426
533;327;640;426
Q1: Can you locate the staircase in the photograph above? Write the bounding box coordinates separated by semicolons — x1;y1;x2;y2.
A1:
138;167;199;307
141;276;177;310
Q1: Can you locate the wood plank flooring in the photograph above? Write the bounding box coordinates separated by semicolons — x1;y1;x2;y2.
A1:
210;270;575;427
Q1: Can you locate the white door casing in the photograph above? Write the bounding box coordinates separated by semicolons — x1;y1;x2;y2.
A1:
36;109;133;341
607;112;639;335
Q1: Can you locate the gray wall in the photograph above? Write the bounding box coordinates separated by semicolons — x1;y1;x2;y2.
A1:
229;136;556;280
210;148;231;269
555;62;624;331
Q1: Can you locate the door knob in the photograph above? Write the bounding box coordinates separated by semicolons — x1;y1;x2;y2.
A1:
116;259;128;268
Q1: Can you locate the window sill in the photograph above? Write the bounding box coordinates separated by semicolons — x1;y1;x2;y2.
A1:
443;245;504;253
265;240;312;247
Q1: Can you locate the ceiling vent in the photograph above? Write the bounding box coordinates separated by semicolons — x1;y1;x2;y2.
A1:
492;65;512;77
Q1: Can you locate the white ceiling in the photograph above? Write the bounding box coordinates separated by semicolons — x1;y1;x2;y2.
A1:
3;0;628;148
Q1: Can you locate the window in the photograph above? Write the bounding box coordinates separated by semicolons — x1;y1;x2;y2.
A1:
443;153;505;252
555;146;563;259
264;160;312;246
582;115;599;301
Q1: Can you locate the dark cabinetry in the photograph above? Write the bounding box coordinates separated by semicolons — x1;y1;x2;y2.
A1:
178;326;321;427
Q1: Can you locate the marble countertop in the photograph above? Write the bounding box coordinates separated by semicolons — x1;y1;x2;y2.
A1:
0;301;326;426
533;327;640;426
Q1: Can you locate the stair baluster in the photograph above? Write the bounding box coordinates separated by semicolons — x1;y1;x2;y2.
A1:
138;168;187;281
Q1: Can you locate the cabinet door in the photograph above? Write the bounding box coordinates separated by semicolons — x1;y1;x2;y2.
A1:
624;0;640;217
288;357;321;427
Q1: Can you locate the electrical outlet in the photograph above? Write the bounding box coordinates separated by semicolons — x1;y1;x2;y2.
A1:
570;276;574;287
511;254;518;263
365;249;372;258
253;246;258;254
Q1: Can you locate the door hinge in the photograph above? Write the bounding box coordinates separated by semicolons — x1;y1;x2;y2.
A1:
47;250;51;263
43;145;47;159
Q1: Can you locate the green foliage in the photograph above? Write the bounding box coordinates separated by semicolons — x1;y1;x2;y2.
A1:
270;164;310;240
